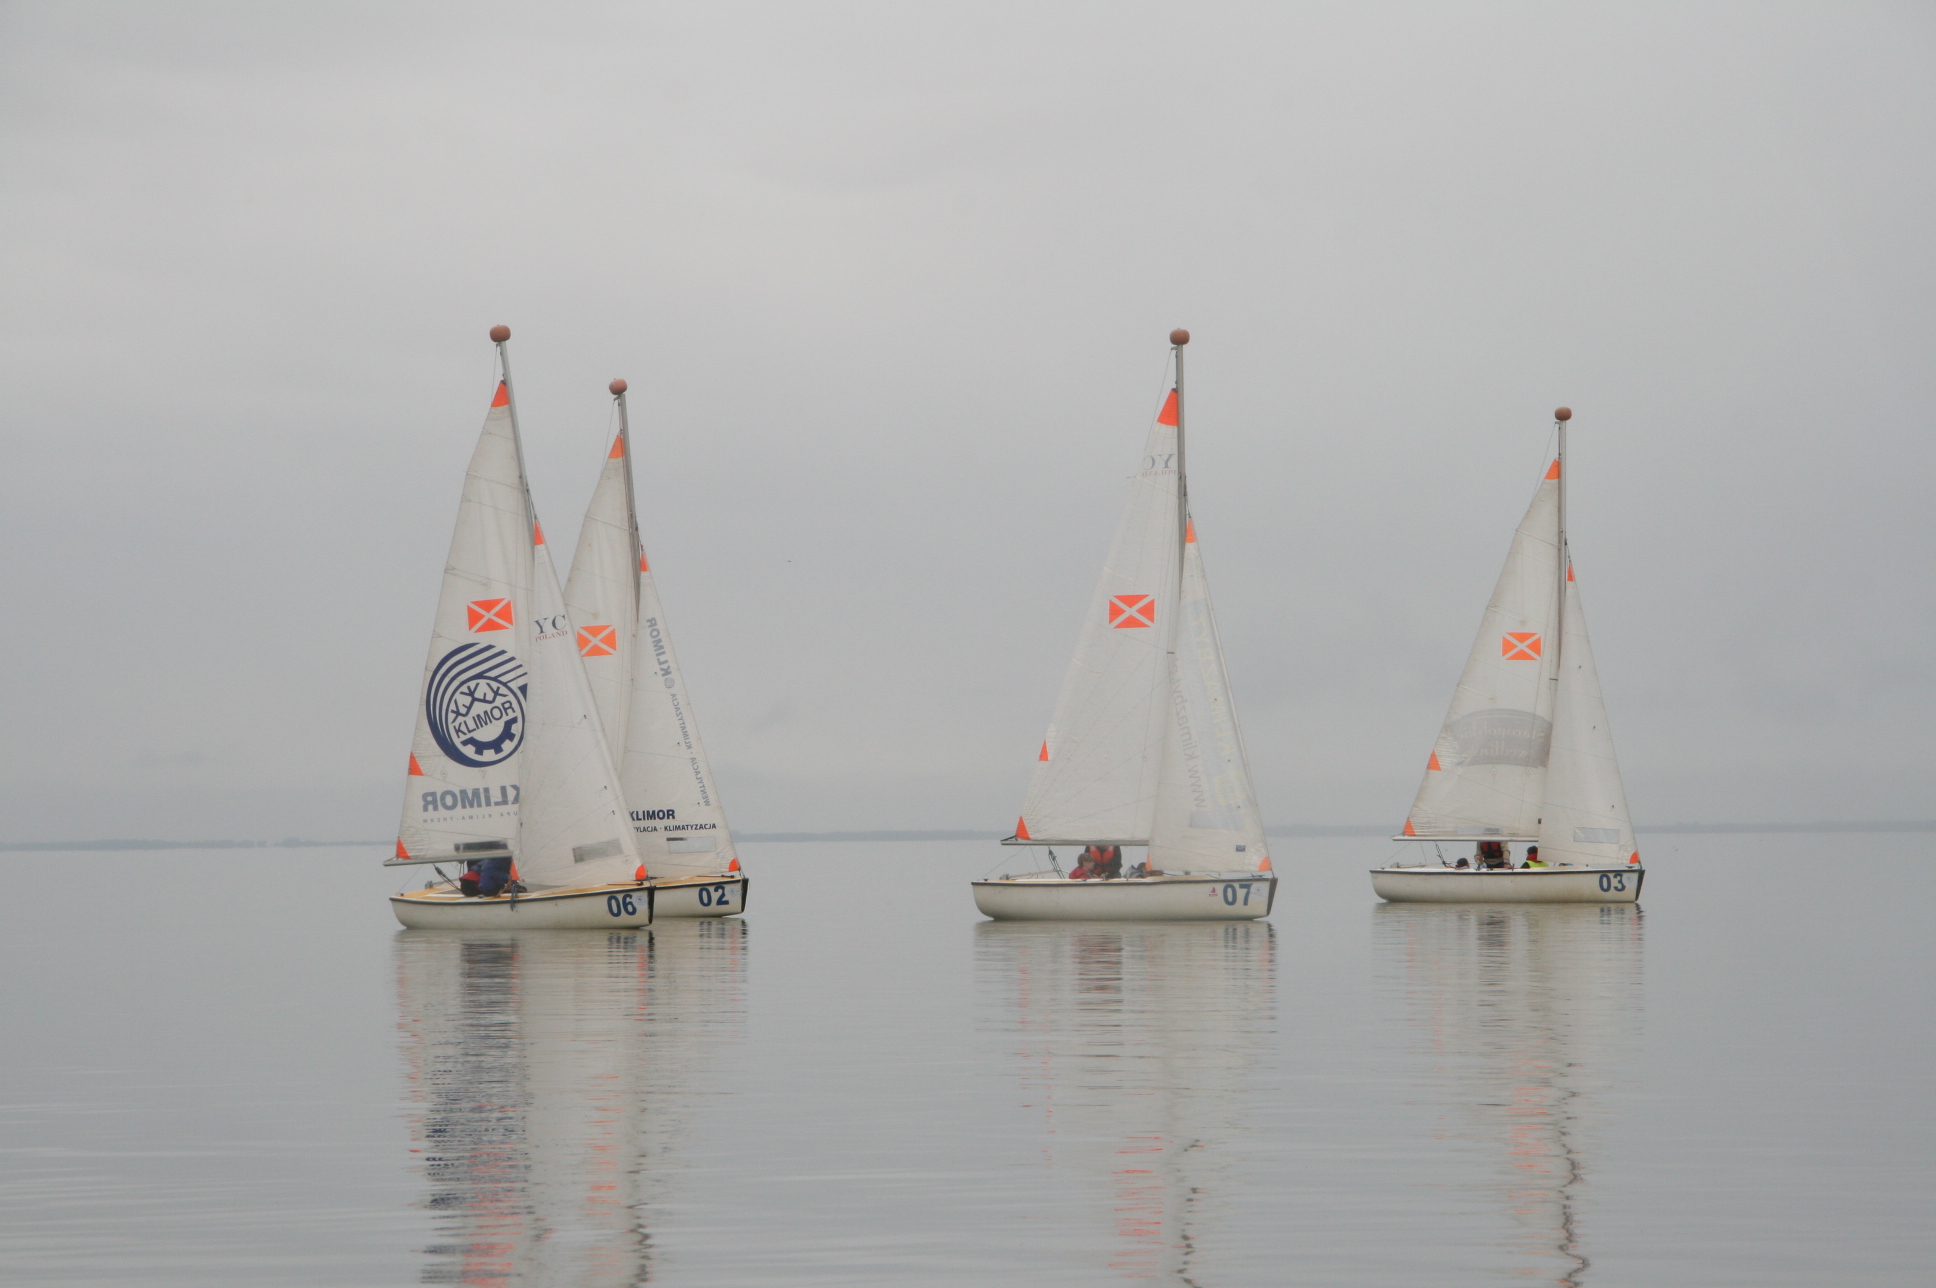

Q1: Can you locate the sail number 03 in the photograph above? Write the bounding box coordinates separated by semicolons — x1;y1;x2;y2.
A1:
1597;873;1629;893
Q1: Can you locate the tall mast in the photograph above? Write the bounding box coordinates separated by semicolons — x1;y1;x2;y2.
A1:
1553;405;1571;664
1170;328;1190;592
489;324;537;529
610;378;642;615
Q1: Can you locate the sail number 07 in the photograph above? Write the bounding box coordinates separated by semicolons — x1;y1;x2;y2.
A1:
1218;883;1255;906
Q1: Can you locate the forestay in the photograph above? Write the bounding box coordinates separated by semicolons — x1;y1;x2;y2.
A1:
1147;525;1270;871
1015;393;1184;844
1537;564;1637;867
1402;461;1562;840
564;390;738;881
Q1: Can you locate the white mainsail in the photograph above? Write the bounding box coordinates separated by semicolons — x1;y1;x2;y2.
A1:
564;386;738;881
1147;523;1270;870
1537;562;1639;867
1014;390;1184;844
1401;459;1562;840
395;380;534;866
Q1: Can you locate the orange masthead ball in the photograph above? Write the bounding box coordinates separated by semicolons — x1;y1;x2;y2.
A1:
609;378;628;396
489;325;511;343
1554;406;1572;422
1170;328;1190;346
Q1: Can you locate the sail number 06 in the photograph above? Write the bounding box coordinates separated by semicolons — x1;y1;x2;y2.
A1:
605;893;639;917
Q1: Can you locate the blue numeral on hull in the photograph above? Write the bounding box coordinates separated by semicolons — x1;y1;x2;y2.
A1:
606;892;638;917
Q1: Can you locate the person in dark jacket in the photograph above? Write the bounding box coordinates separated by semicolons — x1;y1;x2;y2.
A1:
460;854;514;896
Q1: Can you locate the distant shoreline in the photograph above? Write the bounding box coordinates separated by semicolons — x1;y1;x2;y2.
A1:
3;820;1931;851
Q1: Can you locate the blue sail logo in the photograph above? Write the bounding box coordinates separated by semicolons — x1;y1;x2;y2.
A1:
427;644;529;768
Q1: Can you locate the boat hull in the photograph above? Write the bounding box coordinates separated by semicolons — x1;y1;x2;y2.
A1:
390;875;746;929
971;875;1276;921
1370;866;1643;904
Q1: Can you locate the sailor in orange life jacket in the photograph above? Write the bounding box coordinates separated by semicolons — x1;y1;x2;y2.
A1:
1069;845;1123;880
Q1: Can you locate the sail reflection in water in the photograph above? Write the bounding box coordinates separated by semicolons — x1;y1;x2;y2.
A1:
976;921;1275;1282
394;922;748;1285
1374;904;1642;1286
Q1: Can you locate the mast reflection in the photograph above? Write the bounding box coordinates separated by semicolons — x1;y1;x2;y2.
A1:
394;921;748;1285
1374;903;1643;1286
976;921;1276;1283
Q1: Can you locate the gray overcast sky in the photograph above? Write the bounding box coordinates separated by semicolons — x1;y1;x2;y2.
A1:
2;1;1931;841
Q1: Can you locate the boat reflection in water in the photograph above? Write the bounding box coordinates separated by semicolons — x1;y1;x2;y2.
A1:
975;920;1275;1282
393;921;748;1285
1374;903;1642;1286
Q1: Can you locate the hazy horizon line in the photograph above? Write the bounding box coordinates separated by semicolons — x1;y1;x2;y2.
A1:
3;820;1932;851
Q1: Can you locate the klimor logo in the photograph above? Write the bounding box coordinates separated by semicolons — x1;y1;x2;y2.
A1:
427;644;529;768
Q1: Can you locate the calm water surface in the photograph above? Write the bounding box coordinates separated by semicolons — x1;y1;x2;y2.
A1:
2;834;1931;1285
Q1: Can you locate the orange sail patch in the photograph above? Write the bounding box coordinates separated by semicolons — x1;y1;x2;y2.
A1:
1015;816;1031;841
1038;741;1050;762
608;434;625;460
491;382;509;408
1545;458;1561;480
532;521;545;546
1157;389;1179;426
1501;632;1542;660
1185;517;1197;544
395;839;412;859
467;598;514;632
639;551;650;573
578;624;618;657
408;753;425;776
1109;593;1156;629
1427;751;1442;772
1402;819;1418;837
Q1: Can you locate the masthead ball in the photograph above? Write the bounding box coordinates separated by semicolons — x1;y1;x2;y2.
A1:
1554;406;1572;422
609;378;628;396
1170;329;1190;346
489;325;511;343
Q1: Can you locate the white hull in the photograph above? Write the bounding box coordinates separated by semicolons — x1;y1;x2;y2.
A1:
391;875;746;929
972;874;1276;921
1370;865;1643;904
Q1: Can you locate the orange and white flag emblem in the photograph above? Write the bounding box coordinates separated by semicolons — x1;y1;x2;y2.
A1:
467;598;514;632
577;624;617;657
1109;593;1156;629
1501;632;1542;660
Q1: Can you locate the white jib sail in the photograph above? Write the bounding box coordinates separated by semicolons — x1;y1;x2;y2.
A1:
515;522;641;889
1148;523;1269;871
396;382;535;866
1402;459;1562;840
564;393;737;881
1537;562;1637;867
1016;392;1183;844
563;427;638;767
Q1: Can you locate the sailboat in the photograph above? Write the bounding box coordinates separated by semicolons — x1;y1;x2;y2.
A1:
972;330;1276;921
1372;407;1645;903
386;327;657;929
560;378;746;919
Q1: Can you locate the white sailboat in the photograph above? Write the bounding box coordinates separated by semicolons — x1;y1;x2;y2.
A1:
561;378;746;919
1372;407;1646;903
387;327;658;928
973;330;1276;921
